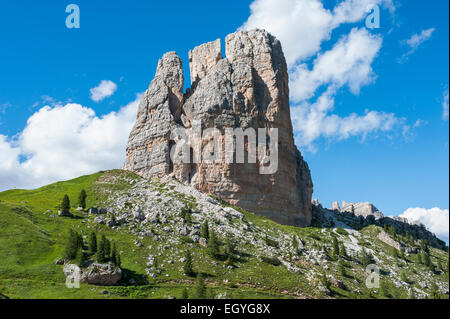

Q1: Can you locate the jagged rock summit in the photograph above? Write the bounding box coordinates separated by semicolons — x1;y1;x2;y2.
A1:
123;29;313;226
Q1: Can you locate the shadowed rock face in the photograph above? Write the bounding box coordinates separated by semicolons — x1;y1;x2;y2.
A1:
123;29;313;227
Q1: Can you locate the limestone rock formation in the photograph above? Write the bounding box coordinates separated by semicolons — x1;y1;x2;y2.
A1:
63;263;122;286
377;230;417;254
123;29;313;226
340;201;384;220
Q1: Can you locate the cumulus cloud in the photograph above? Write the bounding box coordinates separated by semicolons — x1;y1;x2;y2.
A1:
443;89;449;120
241;0;405;150
290;28;382;102
90;80;118;102
399;28;435;62
400;207;449;243
291;87;400;150
0;94;141;191
241;0;393;66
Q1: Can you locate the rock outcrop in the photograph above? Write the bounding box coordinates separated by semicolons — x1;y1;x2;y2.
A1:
340;201;384;220
63;263;122;286
123;29;313;226
377;230;417;254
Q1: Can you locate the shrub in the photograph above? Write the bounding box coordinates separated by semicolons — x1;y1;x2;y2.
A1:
261;256;281;266
264;235;279;248
336;227;348;236
359;248;374;267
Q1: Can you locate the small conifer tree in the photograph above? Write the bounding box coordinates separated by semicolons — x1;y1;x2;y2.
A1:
183;250;194;276
88;232;97;254
208;230;220;259
201;220;209;239
194;273;206;299
181;288;188;299
97;235;107;263
78;189;87;209
61;194;71;214
332;236;340;258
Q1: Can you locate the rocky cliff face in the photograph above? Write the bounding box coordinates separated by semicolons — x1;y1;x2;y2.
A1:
123;29;313;226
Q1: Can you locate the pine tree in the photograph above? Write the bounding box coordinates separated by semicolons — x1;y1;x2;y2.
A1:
391;247;399;258
64;229;81;260
292;235;299;253
332;236;340;259
224;236;236;267
338;260;346;277
61;194;71;214
207;230;220;259
359;248;374;266
105;239;111;260
180;207;187;220
225;236;236;257
111;241;117;265
423;253;431;267
78;189;87;209
409;288;417;299
320;271;330;290
379;280;390;298
97;235;107;263
88;232;97;254
201;220;209;239
194;273;206;299
400;271;409;283
75;246;85;267
437;260;443;272
429;283;441;299
416;253;422;265
116;254;121;267
183;250;194;276
181;207;192;225
340;244;348;259
181;288;188;299
420;240;429;254
185;210;192;225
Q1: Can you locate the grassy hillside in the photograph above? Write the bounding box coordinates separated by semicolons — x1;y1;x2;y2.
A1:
0;170;448;299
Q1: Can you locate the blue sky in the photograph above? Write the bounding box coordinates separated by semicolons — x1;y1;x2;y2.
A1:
0;1;448;240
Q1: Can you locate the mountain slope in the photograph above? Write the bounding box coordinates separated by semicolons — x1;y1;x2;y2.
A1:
0;170;448;299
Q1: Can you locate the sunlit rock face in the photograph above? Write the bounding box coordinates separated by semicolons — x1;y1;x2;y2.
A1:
123;29;313;227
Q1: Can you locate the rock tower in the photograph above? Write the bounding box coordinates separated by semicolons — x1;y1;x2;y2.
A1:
123;29;313;226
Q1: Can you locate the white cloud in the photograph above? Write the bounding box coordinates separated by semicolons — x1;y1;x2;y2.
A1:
400;207;449;243
443;89;449;120
0;94;141;191
290;28;382;102
291;87;400;150
399;28;435;62
405;28;435;50
241;0;405;150
90;80;118;102
241;0;393;67
240;0;333;66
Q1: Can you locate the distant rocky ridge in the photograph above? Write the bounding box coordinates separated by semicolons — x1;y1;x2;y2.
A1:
123;29;313;227
331;201;384;220
313;200;446;250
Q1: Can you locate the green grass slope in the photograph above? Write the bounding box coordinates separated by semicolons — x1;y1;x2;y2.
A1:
0;170;448;299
